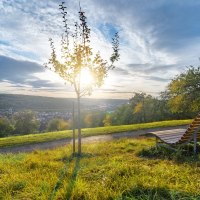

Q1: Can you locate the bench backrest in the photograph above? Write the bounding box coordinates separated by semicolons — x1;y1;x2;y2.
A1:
179;113;200;143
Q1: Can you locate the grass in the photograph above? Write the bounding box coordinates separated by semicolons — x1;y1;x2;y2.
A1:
0;137;199;199
0;119;192;148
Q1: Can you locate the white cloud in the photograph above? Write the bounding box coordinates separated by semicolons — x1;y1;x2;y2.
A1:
1;0;200;99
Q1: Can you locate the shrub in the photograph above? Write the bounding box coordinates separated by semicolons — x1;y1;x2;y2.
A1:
13;110;40;135
0;117;14;137
47;118;70;132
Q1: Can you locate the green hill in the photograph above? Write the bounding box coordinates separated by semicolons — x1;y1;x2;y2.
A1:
0;94;127;112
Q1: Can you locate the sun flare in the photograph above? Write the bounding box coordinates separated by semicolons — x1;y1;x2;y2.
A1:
80;68;94;86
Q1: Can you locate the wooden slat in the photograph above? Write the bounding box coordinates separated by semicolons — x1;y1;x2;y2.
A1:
156;132;184;137
193;121;200;124
186;128;195;132
184;130;200;136
181;135;200;140
146;114;200;145
193;119;200;121
159;135;182;141
185;130;195;134
182;132;195;137
184;132;194;136
160;135;181;141
191;121;200;124
188;127;199;131
148;129;185;135
187;126;195;129
189;125;200;128
160;138;179;144
181;136;192;140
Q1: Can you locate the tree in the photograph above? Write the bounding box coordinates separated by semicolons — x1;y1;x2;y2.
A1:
166;66;200;116
13;110;39;135
83;113;93;128
111;92;172;125
0;117;14;137
103;113;112;126
45;2;119;154
82;111;105;128
47;118;70;132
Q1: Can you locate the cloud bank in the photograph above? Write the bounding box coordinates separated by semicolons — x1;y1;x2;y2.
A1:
1;0;200;98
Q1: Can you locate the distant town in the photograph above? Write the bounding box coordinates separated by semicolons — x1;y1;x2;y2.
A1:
0;94;127;132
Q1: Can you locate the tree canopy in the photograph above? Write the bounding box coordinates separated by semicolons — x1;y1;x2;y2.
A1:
13;110;39;135
46;2;119;98
166;66;200;114
0;117;14;137
47;118;70;132
110;92;171;125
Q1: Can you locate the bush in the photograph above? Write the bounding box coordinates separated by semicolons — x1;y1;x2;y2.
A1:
13;110;40;135
47;118;70;132
0;117;14;137
138;144;200;163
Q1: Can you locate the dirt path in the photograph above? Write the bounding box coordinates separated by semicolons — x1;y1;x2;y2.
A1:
0;126;187;154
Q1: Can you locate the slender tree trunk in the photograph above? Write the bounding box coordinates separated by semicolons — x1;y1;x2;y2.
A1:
72;101;75;154
77;94;81;155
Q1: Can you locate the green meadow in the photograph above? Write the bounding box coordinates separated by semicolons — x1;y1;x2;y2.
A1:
0;119;191;148
0;137;199;199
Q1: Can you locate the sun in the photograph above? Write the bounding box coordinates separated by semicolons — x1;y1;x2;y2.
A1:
80;68;94;86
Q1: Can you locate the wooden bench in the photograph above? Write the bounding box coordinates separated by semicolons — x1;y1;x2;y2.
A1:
145;113;200;154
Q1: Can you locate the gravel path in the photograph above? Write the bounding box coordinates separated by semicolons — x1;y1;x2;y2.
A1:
0;126;187;154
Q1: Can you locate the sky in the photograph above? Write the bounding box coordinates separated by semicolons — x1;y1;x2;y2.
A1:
1;0;200;99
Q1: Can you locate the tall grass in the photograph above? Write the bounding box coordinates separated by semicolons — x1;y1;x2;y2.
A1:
0;119;191;148
0;137;199;199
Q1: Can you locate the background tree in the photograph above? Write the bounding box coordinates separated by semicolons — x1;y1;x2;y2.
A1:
0;117;14;137
45;2;119;154
47;118;70;132
166;66;200;117
83;113;93;128
111;92;175;125
13;110;39;135
103;113;112;126
81;111;105;128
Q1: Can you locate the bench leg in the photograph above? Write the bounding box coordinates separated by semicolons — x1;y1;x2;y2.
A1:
194;132;197;155
156;137;158;149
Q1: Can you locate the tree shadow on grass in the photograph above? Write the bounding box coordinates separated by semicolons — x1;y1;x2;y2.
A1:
122;185;199;200
64;154;80;200
49;154;74;200
64;152;96;200
137;144;200;165
50;152;95;200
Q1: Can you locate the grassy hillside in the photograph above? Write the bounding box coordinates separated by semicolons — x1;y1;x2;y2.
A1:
0;119;192;148
0;138;199;199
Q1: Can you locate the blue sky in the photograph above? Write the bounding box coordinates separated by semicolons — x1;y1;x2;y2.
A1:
1;0;200;99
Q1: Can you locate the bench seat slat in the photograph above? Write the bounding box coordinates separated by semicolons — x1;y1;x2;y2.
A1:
182;135;200;139
159;135;182;141
148;129;185;135
146;126;200;145
156;132;184;138
160;139;180;144
145;113;200;145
